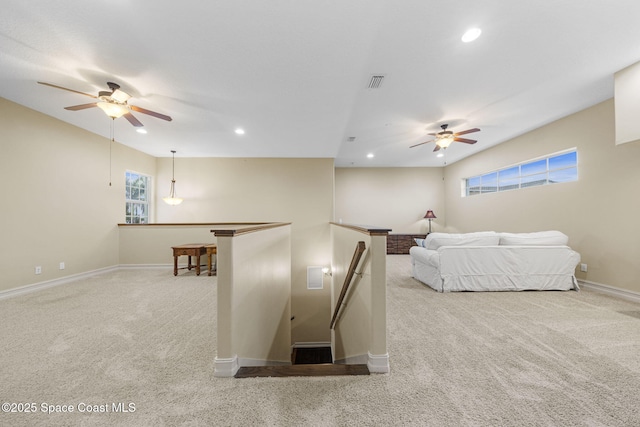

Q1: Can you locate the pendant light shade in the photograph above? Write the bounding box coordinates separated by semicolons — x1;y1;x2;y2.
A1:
163;150;183;205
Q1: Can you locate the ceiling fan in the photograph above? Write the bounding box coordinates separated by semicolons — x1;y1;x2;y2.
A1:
410;124;480;152
37;81;172;127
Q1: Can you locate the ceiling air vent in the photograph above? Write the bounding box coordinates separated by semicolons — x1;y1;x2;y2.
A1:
367;75;385;89
347;136;356;142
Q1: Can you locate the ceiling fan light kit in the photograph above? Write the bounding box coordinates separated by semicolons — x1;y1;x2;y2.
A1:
38;81;172;127
105;86;131;104
436;135;454;149
97;101;128;119
410;124;481;152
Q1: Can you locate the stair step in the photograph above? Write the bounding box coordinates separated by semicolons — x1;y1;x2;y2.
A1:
292;346;332;364
235;364;370;378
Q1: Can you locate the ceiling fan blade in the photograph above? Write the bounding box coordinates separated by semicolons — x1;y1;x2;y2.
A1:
410;140;433;148
38;82;97;98
454;128;480;136
433;145;441;152
427;133;437;136
124;112;144;127
64;103;98;111
454;137;477;144
130;105;172;122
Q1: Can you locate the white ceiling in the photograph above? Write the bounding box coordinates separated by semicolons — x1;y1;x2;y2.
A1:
2;1;640;166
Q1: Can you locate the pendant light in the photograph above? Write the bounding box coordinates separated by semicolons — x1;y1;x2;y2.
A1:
163;150;183;205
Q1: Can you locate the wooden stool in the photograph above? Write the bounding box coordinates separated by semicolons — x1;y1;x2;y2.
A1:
206;244;217;276
172;244;207;276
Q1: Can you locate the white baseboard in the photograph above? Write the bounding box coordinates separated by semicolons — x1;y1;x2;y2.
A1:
367;352;390;374
118;264;172;269
119;263;209;269
334;353;369;365
214;355;239;377
579;280;640;304
0;263;214;301
334;351;391;373
215;356;289;377
0;266;119;301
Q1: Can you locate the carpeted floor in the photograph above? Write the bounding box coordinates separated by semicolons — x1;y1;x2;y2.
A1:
1;256;639;426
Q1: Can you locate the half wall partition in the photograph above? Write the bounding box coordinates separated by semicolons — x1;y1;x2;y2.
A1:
330;223;390;373
212;223;292;377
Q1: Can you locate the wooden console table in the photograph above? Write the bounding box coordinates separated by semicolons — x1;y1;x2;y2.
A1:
172;244;207;276
386;234;427;254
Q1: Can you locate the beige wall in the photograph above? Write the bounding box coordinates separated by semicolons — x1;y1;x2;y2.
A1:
335;167;444;234
119;225;217;265
0;97;155;291
444;99;640;293
614;60;640;145
153;157;335;344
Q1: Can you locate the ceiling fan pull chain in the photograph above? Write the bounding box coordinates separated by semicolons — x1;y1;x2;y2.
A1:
109;119;114;187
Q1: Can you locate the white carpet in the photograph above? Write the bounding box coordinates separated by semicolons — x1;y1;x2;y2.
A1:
1;256;639;426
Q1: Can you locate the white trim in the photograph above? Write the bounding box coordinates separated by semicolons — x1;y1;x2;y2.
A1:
0;266;119;301
334;353;369;365
118;264;173;269
117;264;210;269
0;263;218;301
214;355;239;377
579;280;640;304
367;352;390;374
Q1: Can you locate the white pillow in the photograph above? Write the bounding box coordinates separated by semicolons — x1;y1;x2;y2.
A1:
424;232;499;250
499;231;569;246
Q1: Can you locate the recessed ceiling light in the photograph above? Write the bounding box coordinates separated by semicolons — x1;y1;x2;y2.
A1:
235;128;245;135
461;28;482;43
367;153;374;159
437;153;444;158
136;128;147;134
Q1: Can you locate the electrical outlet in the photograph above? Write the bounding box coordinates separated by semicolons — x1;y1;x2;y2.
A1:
580;263;587;273
35;266;42;275
59;262;65;270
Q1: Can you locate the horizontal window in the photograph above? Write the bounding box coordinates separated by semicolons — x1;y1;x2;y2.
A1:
463;149;577;197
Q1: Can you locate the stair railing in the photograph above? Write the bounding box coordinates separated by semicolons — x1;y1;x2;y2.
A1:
330;241;366;329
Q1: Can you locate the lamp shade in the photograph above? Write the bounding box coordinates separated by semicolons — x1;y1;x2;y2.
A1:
424;210;437;219
97;101;129;119
436;136;454;149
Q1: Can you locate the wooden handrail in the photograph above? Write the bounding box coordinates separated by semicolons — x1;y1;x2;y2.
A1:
330;241;366;330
